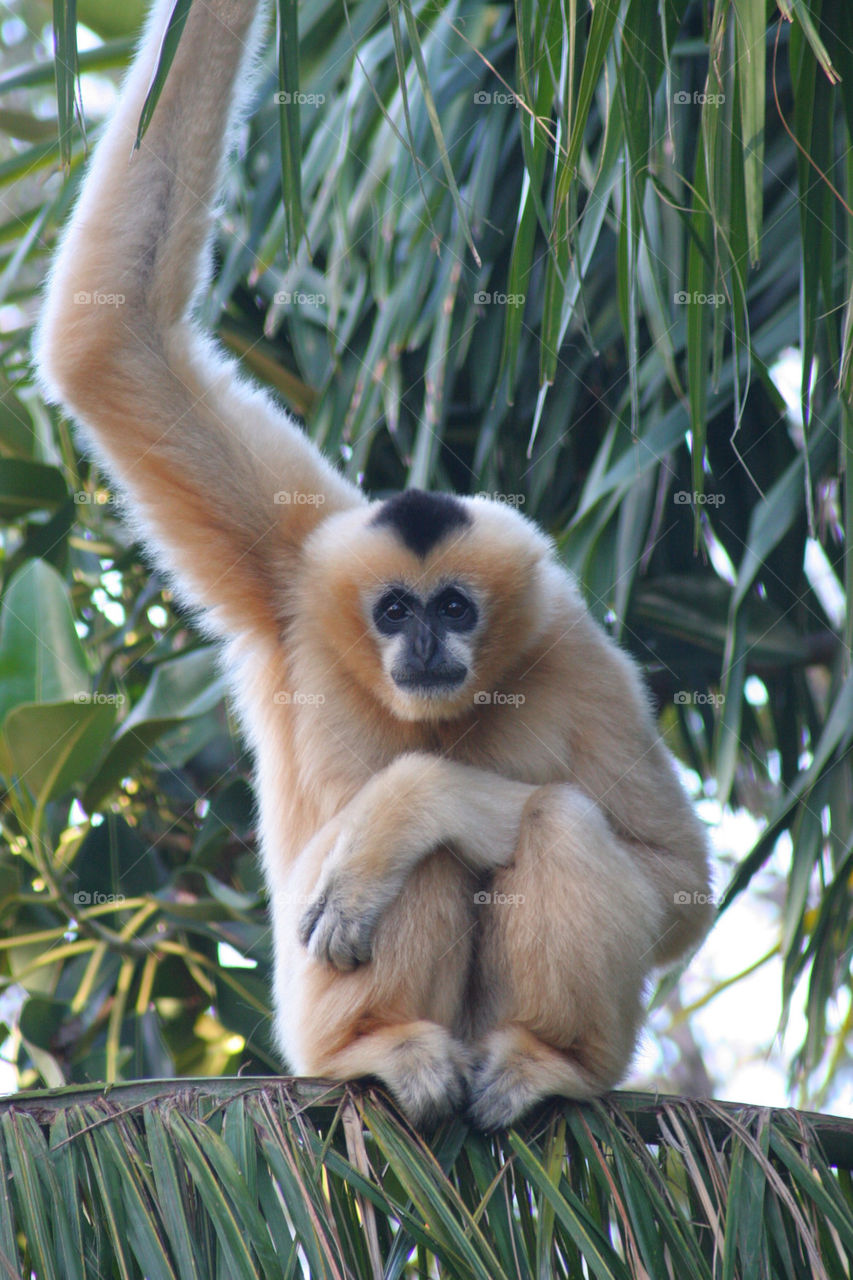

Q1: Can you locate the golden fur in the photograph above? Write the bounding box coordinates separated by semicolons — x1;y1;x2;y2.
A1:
35;0;712;1126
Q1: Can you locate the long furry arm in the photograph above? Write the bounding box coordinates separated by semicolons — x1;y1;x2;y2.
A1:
35;0;361;640
295;754;538;969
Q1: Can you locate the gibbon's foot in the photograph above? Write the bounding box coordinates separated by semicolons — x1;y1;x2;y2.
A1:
466;1026;601;1130
297;874;386;970
382;1024;472;1127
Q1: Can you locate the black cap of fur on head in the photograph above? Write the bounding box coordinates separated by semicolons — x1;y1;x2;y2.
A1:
371;489;471;558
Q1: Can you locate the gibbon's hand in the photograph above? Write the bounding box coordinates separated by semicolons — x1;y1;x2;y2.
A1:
297;815;408;970
296;754;536;970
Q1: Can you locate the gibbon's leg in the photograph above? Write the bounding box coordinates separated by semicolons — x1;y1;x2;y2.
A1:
466;786;666;1129
287;754;536;1124
35;0;360;640
281;848;480;1125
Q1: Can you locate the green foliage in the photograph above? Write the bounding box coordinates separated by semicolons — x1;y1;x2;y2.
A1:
0;0;850;1103
1;1082;853;1278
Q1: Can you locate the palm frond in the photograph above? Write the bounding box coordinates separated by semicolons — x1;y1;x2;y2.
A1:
2;1081;852;1278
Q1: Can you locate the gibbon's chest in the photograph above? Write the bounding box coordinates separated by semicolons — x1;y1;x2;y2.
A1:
290;673;570;793
436;687;572;785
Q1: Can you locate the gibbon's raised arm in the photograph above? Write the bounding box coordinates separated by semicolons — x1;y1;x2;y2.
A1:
35;0;360;639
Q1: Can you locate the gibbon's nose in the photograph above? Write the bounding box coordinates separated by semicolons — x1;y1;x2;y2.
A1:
410;617;439;668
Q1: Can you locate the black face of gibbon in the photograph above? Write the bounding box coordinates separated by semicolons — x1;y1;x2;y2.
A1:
372;585;479;693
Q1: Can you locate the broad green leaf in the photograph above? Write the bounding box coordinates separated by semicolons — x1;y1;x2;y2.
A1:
0;110;58;144
3;700;115;804
0;460;66;518
83;647;225;810
77;0;145;38
0;559;89;726
73;813;158;900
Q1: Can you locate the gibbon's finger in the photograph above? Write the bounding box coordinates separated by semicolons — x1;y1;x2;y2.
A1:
297;871;391;970
296;894;326;950
300;890;376;967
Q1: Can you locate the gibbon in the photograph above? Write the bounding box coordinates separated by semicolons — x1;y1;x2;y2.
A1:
35;0;712;1127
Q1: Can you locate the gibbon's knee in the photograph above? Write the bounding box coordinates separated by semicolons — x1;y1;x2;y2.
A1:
473;786;663;1082
287;850;477;1072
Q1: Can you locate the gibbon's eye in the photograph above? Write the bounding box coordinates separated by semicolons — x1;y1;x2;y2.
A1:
374;589;416;634
435;588;476;628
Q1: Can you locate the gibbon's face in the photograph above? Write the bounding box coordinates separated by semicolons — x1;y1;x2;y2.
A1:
302;490;553;722
370;579;480;706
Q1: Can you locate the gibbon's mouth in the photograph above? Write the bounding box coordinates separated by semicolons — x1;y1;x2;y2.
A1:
392;669;468;695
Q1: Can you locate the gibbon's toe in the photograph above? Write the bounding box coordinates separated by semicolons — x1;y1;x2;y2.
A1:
466;1053;537;1130
298;881;376;971
466;1026;601;1130
383;1026;471;1128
